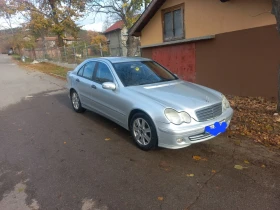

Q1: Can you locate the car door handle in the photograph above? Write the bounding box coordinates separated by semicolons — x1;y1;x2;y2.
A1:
76;78;80;82
91;84;97;89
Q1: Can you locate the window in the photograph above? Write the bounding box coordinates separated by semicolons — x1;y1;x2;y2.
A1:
77;66;84;76
113;61;177;87
82;62;96;80
162;4;184;41
94;62;114;83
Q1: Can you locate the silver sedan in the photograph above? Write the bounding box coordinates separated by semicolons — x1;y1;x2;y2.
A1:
67;57;233;150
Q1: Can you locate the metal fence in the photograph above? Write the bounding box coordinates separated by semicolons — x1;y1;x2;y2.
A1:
23;43;110;65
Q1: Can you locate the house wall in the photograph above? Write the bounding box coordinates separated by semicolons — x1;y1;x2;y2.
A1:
196;24;280;98
142;24;280;98
141;0;276;46
105;30;122;56
142;43;196;82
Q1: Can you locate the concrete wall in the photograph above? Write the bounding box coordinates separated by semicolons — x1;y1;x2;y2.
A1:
141;0;276;46
142;25;280;98
196;24;280;98
105;30;123;56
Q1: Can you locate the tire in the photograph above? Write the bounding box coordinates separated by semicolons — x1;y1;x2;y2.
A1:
70;90;86;113
130;113;158;151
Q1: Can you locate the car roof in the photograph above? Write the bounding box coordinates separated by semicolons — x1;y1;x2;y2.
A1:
90;57;152;64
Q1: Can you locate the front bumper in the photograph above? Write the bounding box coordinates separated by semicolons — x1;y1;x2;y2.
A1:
156;108;233;149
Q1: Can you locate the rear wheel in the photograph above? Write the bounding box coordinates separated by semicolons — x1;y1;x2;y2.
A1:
130;113;158;151
70;90;85;113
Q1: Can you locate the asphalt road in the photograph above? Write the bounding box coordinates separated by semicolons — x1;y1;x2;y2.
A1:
0;55;280;210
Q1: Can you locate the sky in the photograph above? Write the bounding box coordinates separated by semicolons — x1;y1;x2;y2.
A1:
77;13;106;32
0;12;107;32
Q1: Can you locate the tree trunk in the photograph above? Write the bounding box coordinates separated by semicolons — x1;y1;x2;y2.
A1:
57;35;64;47
277;79;280;112
272;0;280;31
272;0;280;112
126;35;134;57
48;0;64;47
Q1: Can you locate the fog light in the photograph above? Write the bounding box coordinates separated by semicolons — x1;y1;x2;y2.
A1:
176;138;184;143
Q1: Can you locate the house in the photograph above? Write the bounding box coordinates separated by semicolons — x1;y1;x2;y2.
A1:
36;37;57;48
103;20;140;56
36;36;80;48
129;0;280;98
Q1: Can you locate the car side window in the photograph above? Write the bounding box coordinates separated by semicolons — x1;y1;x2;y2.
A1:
94;62;114;83
82;62;96;80
77;66;84;76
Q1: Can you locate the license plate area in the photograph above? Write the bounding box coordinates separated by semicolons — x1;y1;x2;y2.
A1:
204;119;226;134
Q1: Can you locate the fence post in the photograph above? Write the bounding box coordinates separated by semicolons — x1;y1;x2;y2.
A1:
99;43;103;57
85;43;88;58
73;46;76;64
64;45;67;63
44;45;47;60
57;46;61;62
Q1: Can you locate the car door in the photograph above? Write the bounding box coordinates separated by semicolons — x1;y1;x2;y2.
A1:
73;61;97;108
91;62;127;125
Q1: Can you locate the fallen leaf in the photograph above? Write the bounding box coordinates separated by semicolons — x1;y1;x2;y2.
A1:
18;188;25;193
157;197;164;201
261;164;266;168
234;140;241;146
211;170;216;173
244;160;250;164
105;138;111;141
159;161;171;171
64;142;66;144
192;156;201;161
234;165;247;170
186;174;194;177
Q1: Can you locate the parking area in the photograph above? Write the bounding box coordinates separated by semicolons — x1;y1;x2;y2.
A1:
0;55;280;210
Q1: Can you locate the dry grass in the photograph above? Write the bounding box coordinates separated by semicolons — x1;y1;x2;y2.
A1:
17;61;72;79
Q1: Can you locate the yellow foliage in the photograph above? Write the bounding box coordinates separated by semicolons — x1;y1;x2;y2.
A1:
89;32;108;52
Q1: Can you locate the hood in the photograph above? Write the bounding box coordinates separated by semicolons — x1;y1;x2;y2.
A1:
127;80;222;112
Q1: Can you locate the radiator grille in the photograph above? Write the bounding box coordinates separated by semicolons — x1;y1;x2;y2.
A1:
195;103;222;122
189;132;212;141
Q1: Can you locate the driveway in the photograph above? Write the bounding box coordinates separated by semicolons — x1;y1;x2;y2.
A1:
0;54;279;210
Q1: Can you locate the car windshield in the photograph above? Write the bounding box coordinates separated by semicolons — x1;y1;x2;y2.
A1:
113;61;178;86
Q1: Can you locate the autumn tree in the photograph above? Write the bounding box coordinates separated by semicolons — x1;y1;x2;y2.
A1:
0;0;86;47
88;31;108;52
86;0;151;56
272;0;280;112
10;28;36;55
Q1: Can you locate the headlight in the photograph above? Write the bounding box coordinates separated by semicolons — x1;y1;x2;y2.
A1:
164;109;191;125
222;95;230;112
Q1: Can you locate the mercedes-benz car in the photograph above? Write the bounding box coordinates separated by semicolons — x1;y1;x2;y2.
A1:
67;57;233;150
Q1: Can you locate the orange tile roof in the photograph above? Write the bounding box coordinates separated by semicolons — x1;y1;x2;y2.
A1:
36;37;57;41
104;20;124;34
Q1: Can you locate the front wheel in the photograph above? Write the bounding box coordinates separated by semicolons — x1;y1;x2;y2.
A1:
130;113;158;151
70;90;85;113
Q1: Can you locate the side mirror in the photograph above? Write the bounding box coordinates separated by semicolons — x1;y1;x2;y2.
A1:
102;82;116;90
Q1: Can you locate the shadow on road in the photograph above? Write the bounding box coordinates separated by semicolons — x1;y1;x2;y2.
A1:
0;90;279;210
